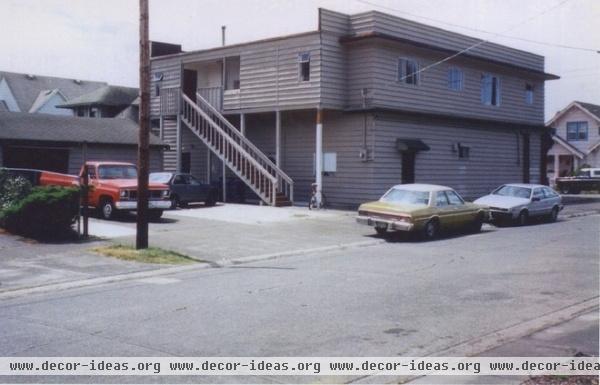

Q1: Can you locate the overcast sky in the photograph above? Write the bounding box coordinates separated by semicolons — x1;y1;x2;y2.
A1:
1;0;598;120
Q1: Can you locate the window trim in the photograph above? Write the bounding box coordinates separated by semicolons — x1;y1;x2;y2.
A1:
447;67;464;92
480;73;501;107
397;57;420;86
525;83;534;104
566;121;589;141
297;52;311;82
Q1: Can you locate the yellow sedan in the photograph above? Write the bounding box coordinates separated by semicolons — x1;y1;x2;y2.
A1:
356;184;488;240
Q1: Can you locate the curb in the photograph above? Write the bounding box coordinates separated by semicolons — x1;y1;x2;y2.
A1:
350;297;599;384
563;210;600;219
0;239;385;301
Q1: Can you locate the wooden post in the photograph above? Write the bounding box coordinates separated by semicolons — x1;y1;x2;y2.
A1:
81;142;89;239
275;110;281;167
136;0;150;249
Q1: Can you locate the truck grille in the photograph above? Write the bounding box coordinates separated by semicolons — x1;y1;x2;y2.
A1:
127;190;165;200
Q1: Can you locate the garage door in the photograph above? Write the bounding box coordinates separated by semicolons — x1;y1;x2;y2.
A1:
3;146;69;173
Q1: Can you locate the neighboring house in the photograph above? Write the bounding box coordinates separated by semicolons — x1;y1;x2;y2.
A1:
0;111;165;174
546;101;600;183
0;71;158;174
149;8;558;207
0;71;106;115
56;85;139;119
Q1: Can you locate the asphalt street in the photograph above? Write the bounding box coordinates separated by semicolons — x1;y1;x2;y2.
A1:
0;214;598;384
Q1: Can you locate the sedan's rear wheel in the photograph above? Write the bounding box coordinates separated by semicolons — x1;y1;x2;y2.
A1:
548;206;559;222
422;220;439;240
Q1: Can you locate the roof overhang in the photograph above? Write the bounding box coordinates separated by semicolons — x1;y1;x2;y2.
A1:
396;138;430;152
551;135;585;159
339;32;560;81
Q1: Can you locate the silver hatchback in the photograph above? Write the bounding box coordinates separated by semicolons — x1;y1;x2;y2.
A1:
474;184;563;225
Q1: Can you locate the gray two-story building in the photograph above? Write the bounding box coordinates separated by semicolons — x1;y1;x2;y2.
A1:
150;8;558;208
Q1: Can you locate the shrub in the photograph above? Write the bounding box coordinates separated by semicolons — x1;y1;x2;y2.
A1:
0;186;80;240
0;169;32;211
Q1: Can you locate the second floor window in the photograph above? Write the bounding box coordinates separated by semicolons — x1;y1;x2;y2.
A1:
447;67;463;91
298;52;310;82
398;58;419;85
525;84;534;104
481;74;501;106
566;121;588;141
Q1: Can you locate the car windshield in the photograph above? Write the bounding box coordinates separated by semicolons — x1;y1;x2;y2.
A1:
380;188;430;206
97;165;138;179
493;185;531;199
149;173;172;183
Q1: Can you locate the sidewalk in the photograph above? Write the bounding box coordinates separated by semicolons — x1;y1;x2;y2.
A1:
407;307;599;384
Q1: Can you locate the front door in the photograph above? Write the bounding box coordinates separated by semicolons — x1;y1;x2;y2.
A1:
401;152;415;184
183;69;197;101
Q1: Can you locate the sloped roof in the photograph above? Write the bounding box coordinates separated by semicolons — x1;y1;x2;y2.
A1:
575;101;600;121
547;101;600;126
552;134;585;159
57;85;139;108
0;111;164;147
28;89;66;113
0;71;106;112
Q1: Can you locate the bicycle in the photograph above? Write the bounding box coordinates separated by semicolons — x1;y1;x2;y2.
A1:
308;182;326;210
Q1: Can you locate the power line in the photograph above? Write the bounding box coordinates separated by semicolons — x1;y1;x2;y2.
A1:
354;0;599;53
371;0;575;82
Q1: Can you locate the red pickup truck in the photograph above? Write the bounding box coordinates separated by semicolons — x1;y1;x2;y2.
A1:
38;161;171;220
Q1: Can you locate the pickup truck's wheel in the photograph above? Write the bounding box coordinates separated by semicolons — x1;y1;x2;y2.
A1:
422;219;439;240
100;198;115;220
548;206;559;222
148;210;163;221
516;210;528;226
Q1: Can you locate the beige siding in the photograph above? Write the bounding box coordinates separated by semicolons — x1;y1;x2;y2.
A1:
162;117;178;171
374;113;542;200
347;40;545;125
151;60;181;117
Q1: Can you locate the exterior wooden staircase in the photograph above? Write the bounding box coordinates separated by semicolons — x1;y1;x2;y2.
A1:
180;93;293;206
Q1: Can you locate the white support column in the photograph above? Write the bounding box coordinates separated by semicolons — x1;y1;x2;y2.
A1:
176;114;182;172
275;110;281;167
222;161;226;202
240;113;246;136
315;107;323;205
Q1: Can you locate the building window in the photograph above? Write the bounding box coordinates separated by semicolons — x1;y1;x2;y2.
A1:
447;67;463;91
481;74;501;106
566;121;588;141
76;107;85;117
398;58;419;85
298;52;310;82
89;107;100;118
525;84;534;104
457;143;470;159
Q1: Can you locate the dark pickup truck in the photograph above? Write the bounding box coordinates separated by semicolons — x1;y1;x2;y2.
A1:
555;168;600;194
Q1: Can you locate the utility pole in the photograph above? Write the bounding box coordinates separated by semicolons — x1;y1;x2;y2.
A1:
136;0;150;249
